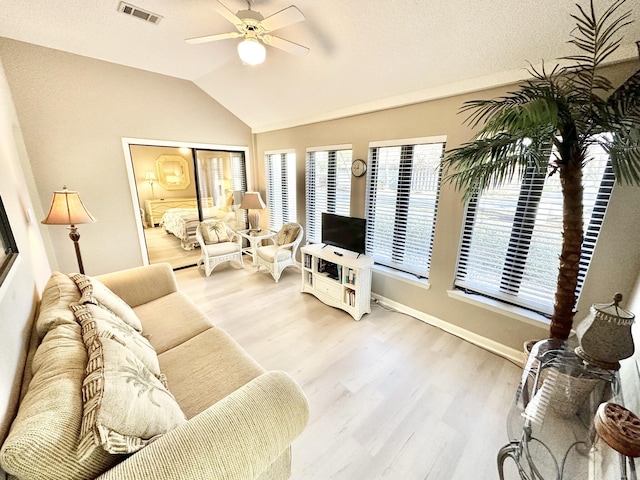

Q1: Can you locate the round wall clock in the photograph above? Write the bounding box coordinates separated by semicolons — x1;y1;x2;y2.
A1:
351;158;367;177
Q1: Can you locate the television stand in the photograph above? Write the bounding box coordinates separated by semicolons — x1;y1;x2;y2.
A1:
301;243;373;321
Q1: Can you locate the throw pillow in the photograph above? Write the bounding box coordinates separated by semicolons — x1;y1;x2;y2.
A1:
70;302;162;378
69;273;143;332
35;271;82;338
201;220;229;245
276;223;300;246
76;333;187;460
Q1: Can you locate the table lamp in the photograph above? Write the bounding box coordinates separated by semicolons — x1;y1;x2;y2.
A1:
239;192;266;231
145;171;157;198
42;186;96;274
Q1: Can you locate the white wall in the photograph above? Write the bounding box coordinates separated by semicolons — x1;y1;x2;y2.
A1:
0;37;253;276
0;58;51;443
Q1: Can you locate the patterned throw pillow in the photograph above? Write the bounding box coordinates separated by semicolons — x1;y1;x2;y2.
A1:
71;302;186;460
276;223;301;246
69;273;143;332
201;220;229;245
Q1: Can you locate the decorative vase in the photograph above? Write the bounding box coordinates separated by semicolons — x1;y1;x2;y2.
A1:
575;293;635;371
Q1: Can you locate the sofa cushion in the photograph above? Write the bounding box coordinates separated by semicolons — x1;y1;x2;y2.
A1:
201;220;229;244
0;324;119;480
70;273;143;332
132;291;215;354
158;327;265;419
35;271;81;338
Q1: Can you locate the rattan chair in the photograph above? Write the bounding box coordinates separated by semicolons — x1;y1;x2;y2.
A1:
195;220;243;276
255;223;303;283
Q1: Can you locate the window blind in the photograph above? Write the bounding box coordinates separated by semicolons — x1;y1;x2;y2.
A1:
454;143;614;314
265;151;297;231
365;137;445;278
305;145;352;243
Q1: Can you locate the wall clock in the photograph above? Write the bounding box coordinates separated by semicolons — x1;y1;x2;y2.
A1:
351;158;367;177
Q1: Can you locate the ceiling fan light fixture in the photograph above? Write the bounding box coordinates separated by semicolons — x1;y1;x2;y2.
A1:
237;37;266;65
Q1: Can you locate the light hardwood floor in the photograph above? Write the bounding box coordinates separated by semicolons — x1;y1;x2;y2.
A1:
174;262;524;479
144;226;200;269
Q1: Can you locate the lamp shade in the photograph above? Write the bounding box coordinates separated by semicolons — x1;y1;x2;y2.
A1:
145;171;157;181
239;192;266;210
237;37;266;65
42;186;96;226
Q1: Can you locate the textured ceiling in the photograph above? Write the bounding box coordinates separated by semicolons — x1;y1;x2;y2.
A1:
1;0;639;132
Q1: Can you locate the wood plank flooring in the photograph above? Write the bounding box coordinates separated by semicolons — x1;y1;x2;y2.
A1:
174;263;523;479
144;226;200;269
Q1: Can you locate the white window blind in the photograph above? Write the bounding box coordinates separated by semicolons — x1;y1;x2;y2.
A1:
265;151;297;231
305;145;352;243
454;143;614;315
365;137;445;278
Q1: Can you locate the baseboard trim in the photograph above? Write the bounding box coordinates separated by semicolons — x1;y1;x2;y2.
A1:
371;293;523;366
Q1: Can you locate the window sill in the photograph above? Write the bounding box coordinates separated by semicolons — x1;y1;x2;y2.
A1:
447;289;550;329
373;264;430;289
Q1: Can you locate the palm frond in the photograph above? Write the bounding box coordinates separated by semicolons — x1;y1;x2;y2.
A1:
442;133;552;200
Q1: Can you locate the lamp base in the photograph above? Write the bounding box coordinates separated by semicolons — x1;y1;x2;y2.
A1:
248;210;261;231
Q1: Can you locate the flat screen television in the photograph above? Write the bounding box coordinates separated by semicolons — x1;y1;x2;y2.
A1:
321;213;367;255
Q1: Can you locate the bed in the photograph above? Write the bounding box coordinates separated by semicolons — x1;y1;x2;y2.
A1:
160;206;244;250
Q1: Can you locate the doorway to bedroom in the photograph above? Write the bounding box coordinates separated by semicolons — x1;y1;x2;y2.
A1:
125;140;249;270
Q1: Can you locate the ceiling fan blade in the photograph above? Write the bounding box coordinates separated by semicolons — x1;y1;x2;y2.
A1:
260;6;305;32
186;31;243;44
262;34;309;56
214;0;245;30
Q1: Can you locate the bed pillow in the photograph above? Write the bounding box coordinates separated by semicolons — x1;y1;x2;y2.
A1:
70;273;143;332
201;220;230;244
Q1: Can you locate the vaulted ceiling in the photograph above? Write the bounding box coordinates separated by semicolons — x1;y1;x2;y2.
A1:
1;0;639;132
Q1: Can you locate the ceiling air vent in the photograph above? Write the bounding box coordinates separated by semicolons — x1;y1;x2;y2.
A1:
118;2;163;25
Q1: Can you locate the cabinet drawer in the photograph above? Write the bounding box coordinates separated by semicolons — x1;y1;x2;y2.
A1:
314;277;341;298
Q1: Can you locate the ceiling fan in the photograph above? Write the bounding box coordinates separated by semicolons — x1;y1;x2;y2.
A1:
186;0;310;65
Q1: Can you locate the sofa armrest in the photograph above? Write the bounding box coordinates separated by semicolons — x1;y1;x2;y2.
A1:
95;263;178;308
96;371;309;480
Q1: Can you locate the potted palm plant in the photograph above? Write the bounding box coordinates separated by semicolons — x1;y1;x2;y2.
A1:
442;0;640;342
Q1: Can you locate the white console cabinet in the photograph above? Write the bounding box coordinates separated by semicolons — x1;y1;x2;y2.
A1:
300;243;373;321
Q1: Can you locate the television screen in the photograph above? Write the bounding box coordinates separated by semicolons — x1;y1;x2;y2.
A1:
321;213;367;255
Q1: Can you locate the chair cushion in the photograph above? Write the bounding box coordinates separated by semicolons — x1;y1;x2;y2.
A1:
201;220;230;244
276;223;300;246
204;241;241;256
257;245;292;262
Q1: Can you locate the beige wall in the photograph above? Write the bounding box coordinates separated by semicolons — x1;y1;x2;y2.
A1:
255;60;640;353
0;58;51;443
0;38;253;275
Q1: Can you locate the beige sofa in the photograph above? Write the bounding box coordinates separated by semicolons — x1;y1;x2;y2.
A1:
0;263;309;480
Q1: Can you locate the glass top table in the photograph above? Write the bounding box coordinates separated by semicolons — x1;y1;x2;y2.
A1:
498;338;621;479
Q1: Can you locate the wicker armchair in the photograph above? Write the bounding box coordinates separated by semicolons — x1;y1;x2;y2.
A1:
195;220;243;276
255;223;303;283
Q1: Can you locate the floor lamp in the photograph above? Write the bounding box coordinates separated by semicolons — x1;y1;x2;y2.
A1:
239;191;266;232
42;186;96;274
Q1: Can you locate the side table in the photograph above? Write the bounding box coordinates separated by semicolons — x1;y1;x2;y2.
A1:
498;339;620;479
237;229;277;267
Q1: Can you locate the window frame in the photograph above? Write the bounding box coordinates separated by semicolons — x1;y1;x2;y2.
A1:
305;144;353;244
264;149;297;231
365;136;446;279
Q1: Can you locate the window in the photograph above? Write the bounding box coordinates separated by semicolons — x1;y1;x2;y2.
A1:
0;196;19;286
264;150;297;231
305;145;352;243
454;143;613;315
365;136;446;278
